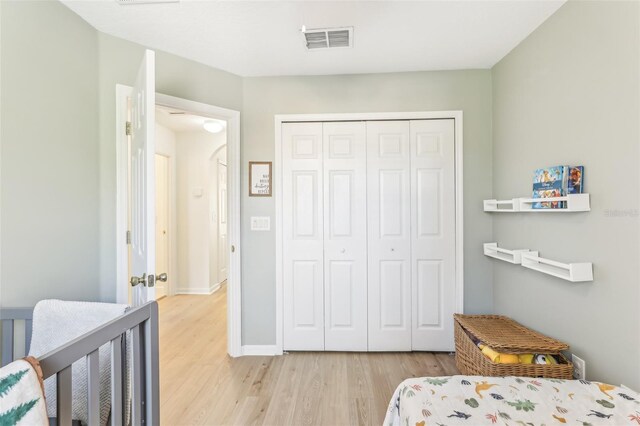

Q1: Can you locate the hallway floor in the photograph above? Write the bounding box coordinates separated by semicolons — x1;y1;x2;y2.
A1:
158;286;459;425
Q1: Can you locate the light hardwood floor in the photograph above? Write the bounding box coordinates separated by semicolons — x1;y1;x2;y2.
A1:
158;286;459;425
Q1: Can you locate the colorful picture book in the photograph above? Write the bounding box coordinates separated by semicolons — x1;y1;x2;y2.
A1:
567;166;584;194
532;165;584;209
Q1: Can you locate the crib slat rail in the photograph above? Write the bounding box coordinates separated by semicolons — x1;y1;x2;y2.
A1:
131;325;143;426
57;366;73;424
87;349;100;425
1;319;13;367
35;301;159;426
0;307;33;366
110;337;123;426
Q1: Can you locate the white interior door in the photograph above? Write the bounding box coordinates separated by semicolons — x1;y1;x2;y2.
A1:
282;122;324;350
218;161;228;282
410;119;456;350
129;49;156;307
155;154;169;299
322;122;368;351
366;121;412;351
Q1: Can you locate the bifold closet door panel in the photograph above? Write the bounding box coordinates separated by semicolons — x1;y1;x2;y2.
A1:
322;122;368;351
366;121;412;351
410;119;456;351
282;122;325;350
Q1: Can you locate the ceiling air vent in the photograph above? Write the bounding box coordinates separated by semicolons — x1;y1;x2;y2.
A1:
302;27;353;50
117;0;179;5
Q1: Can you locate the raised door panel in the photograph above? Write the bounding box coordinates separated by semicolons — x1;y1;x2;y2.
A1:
328;171;353;238
283;122;324;350
416;169;442;238
410;119;456;351
366;121;411;351
327;261;354;327
292;171;319;238
292;261;322;327
379;171;405;238
323;122;367;351
378;260;409;328
416;260;442;328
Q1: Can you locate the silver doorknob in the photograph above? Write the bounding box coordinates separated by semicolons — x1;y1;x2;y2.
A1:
130;273;147;287
340;249;346;253
231;245;236;253
156;273;168;282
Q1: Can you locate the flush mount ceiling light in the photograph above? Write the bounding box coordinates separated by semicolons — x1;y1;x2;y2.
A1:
203;120;225;134
301;26;353;50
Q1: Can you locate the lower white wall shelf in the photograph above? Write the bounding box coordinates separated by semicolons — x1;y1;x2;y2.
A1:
484;193;590;213
484;243;593;282
520;253;593;282
483;243;536;265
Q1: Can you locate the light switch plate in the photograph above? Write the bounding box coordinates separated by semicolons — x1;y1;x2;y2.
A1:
251;216;271;231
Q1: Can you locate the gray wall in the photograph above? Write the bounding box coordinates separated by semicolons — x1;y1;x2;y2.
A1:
96;32;243;301
242;72;494;344
492;0;640;387
0;0;100;306
4;2;636;389
0;0;244;306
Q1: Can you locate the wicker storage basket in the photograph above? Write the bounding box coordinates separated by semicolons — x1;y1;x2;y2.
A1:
454;314;573;379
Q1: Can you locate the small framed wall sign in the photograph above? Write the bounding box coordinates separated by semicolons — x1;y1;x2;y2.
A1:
249;161;272;197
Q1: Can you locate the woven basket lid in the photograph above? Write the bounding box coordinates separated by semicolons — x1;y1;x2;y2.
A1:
455;314;569;353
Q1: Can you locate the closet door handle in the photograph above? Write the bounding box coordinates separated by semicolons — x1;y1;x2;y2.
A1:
340;249;346;254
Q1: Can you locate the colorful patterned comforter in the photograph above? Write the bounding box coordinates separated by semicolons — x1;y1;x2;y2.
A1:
384;375;640;425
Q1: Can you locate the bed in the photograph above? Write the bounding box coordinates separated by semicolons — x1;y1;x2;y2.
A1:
385;375;640;425
1;301;159;425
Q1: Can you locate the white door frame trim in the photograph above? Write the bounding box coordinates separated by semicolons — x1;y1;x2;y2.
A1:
274;111;464;354
116;85;243;357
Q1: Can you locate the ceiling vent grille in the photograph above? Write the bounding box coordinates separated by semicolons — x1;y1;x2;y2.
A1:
117;0;179;5
303;27;353;50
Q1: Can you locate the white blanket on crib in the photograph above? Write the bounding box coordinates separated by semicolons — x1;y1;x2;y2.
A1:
28;299;129;426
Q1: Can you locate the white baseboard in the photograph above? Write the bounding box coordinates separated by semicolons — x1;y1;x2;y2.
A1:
176;281;221;295
242;345;281;356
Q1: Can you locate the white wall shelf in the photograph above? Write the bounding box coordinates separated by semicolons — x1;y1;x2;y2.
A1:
520;253;593;282
484;193;590;213
484;244;593;282
483;199;519;212
483;243;536;265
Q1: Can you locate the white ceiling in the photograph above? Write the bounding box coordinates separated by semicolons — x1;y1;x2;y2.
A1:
61;0;565;77
156;106;226;133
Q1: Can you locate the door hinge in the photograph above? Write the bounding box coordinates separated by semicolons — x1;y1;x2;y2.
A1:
125;121;132;136
126;230;131;245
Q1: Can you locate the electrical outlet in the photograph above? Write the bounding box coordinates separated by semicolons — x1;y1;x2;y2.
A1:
572;354;586;380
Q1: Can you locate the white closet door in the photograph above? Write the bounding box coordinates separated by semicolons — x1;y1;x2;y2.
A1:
366;121;412;351
283;122;325;350
323;122;368;351
410;119;456;351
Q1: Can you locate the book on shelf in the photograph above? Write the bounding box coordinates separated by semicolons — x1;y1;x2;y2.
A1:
567;166;584;195
531;165;585;209
532;166;567;209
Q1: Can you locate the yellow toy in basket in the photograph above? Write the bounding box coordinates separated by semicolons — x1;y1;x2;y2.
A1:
479;344;534;364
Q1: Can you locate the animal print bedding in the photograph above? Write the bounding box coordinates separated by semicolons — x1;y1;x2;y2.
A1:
385;375;640;425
